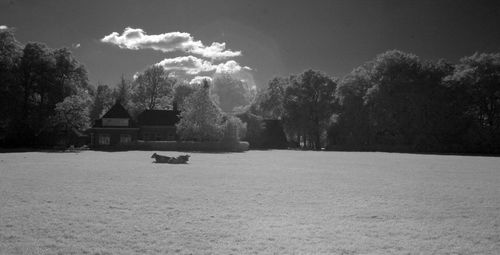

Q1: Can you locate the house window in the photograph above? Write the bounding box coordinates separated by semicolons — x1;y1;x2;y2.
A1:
98;134;110;145
120;134;131;144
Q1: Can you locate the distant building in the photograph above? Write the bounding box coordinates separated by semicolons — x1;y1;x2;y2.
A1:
88;102;139;147
137;109;180;141
88;101;180;148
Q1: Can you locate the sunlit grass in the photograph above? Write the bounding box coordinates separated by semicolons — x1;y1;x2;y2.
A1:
1;151;499;254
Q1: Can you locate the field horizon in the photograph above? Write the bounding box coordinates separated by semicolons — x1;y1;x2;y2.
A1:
1;150;499;254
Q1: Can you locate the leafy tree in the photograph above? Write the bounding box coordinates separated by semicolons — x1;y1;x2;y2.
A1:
222;115;247;144
283;70;338;150
256;77;289;119
176;80;224;141
445;53;500;151
0;29;22;134
113;74;131;105
211;73;255;113
446;53;500;129
90;84;114;121
52;89;92;131
130;65;175;111
52;48;89;104
173;81;197;110
329;64;372;147
0;30;90;147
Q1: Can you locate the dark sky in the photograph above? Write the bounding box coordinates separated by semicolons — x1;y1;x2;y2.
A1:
1;0;500;88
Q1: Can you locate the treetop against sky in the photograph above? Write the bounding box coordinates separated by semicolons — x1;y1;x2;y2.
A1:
1;0;500;88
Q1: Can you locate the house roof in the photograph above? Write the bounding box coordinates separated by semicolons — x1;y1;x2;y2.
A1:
102;102;132;119
91;102;137;128
137;109;180;126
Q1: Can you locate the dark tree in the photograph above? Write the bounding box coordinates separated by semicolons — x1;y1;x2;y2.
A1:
131;65;175;111
283;70;338;150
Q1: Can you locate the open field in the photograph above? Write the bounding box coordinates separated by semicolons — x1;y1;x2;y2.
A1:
0;150;499;254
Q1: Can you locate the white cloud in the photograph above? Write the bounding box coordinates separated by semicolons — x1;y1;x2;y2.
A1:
189;76;213;85
101;27;241;59
0;25;8;30
154;56;249;76
155;56;215;75
215;60;244;74
72;43;81;49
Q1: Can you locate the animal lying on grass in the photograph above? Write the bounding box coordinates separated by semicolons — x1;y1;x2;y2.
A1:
151;153;190;164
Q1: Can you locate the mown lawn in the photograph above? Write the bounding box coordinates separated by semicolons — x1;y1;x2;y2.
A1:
1;150;499;254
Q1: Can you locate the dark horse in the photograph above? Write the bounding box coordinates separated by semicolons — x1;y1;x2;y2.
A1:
151;153;190;164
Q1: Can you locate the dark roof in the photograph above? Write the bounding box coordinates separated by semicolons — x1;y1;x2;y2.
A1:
102;102;132;119
138;109;180;126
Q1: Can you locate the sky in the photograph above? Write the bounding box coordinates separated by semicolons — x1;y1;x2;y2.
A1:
1;0;500;89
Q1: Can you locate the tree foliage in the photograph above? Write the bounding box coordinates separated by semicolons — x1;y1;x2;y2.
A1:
283;70;338;150
130;65;175;111
173;82;197;110
0;30;90;146
89;84;114;121
176;80;224;141
255;77;289;119
52;89;92;130
211;73;255;113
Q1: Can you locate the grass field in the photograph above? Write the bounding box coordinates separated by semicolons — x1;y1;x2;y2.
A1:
0;150;499;254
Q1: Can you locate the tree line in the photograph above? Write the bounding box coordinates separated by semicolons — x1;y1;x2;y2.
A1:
2;29;499;153
0;29;251;147
249;50;500;153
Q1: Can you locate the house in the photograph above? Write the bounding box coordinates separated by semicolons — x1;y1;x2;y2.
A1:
88;101;181;148
88;102;139;147
137;109;180;141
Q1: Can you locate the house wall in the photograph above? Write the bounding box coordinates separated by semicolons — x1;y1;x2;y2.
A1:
90;129;139;148
139;126;177;141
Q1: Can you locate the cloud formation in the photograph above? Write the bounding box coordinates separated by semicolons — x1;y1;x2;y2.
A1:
155;56;246;75
189;76;213;85
101;27;241;59
0;25;8;30
155;56;215;75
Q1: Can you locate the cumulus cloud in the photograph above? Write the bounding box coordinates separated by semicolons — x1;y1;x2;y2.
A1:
101;27;241;59
189;76;213;85
215;60;244;74
154;56;248;76
0;25;8;30
155;56;215;75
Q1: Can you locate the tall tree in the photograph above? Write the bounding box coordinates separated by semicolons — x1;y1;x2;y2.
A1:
130;65;175;111
173;81;196;110
283;70;338;150
52;89;92;131
329;64;372;147
211;73;255;113
113;74;131;105
0;29;22;134
176;80;224;141
445;53;500;151
90;84;114;121
256;77;289;119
